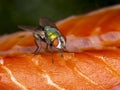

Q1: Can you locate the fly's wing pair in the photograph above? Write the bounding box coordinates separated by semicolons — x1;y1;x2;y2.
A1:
39;17;57;28
18;25;37;32
18;17;57;31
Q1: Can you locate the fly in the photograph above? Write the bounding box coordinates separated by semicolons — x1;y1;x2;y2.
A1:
19;17;66;63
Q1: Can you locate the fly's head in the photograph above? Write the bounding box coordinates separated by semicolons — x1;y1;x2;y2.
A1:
54;35;66;50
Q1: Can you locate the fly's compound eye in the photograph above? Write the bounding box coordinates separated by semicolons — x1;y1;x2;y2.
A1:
53;38;59;47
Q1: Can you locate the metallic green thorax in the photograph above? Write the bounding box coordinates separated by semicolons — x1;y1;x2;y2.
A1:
44;26;60;42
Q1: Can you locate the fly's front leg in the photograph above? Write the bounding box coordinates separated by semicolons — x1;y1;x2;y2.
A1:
33;39;42;54
50;44;54;63
59;49;63;57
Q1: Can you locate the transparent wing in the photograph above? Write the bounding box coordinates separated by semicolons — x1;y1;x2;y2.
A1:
18;25;43;32
39;17;57;28
18;25;36;32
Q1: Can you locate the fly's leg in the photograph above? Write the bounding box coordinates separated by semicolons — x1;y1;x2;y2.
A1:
59;49;63;57
50;44;54;63
45;44;49;51
33;39;42;54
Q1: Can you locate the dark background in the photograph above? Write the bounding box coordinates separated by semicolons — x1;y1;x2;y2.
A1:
0;0;120;35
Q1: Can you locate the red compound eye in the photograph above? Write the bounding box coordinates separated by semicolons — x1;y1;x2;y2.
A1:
53;38;59;47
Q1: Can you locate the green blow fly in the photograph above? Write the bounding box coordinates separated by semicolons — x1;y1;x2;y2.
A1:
19;17;66;63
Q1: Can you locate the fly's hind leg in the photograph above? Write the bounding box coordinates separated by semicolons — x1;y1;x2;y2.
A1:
45;44;49;52
33;39;42;54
